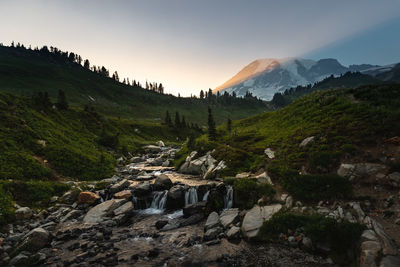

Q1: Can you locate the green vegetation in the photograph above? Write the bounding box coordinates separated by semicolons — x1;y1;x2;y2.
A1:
0;92;198;181
0;45;268;124
0;184;14;225
231;178;275;209
187;84;400;201
258;211;364;264
0;180;71;207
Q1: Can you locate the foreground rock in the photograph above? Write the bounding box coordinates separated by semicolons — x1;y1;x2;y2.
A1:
15;207;33;220
78;191;100;204
83;199;126;223
242;204;282;238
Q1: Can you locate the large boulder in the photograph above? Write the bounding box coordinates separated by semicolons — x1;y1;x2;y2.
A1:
130;181;151;197
13;228;49;254
241;204;282;238
83;199;126;223
15;207;33;220
114;190;132;200
183;201;206;218
109;179;130;194
166;185;185;210
204;227;223;241
205;212;220;231
153;174;173;190
219;208;239;228
78;191;100;204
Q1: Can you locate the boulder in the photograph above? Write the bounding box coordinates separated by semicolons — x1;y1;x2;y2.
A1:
113;201;133;216
15;207;33;220
379;255;400;267
166;185;185;210
372;219;397;255
130;181;151;197
180;213;205;227
360;241;381;267
161;219;180;231
205;212;220;231
203;160;227;179
9;253;30;266
256;172;273;185
235;172;250;178
156;140;165;147
241;204;282;238
83;199;126;223
114;190;132;200
299;136;315;147
337;163;356;178
226;226;241;240
183;201;206;218
264;148;275;159
155;220;168;230
219;208;239;228
109;179;130;194
205;185;226;214
153;174;173;190
60;210;83;223
13;228;49;254
78;191;100;204
338;163;388;181
60;189;81;204
204;227;223;241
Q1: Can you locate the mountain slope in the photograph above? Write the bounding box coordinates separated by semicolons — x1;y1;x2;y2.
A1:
0;45;267;124
214;57;393;100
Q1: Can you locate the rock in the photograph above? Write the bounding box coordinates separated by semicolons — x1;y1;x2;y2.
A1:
156;140;165;147
60;189;81;204
264;148;275;159
302;237;313;250
299;136;315;147
83;199;126;223
338;163;388;180
114;190;132;200
130;182;151;196
60;210;82;223
161;219;180;231
78;192;100;204
180;213;204;227
13;228;49;254
162;160;170;167
143;145;162;153
153;174;173;190
226;226;241;240
361;230;379;242
285;196;293;208
113;201;133;216
204;227;223;241
130;156;143;163
155;220;168;230
219;208;239;228
205;186;226;214
9;253;30;266
203;161;227;179
255;172;273;185
379;255;400;267
372;219;397;255
235;172;250;178
166;185;185;210
15;207;33;220
388;172;400;186
241;204;282;238
109;179;130;194
360;241;381;267
337;163;355;178
205;212;220;231
183;201;206;218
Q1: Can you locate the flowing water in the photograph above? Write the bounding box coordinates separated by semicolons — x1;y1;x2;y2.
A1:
185;187;198;206
224;185;233;209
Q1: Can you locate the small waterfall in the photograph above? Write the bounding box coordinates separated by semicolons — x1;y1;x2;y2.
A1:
202;190;210;201
150;190;168;210
224;185;233;209
185;187;198;206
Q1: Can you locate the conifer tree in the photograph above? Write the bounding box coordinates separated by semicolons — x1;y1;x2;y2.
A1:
207;107;216;140
227;118;232;133
174;112;181;128
57;89;68;110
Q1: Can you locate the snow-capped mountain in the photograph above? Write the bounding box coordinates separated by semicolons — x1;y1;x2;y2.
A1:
213;57;384;100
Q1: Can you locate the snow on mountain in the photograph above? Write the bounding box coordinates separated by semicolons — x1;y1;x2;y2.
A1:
214;57;381;100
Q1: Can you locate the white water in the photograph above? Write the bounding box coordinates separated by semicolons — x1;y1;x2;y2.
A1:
185;187;198;206
150;190;168;210
224;185;233;209
202;190;210;201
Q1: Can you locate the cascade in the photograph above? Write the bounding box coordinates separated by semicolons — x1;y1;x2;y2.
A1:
224;185;233;209
184;187;198;206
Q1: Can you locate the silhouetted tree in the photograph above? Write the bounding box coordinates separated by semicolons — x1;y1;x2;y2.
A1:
84;59;90;69
207;107;216;140
200;90;204;99
165;110;172;126
227;118;232;133
57;89;68;110
174;112;181;128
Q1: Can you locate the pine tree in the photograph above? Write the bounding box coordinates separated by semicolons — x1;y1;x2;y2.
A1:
165;111;172;126
57;89;68;110
84;59;90;69
174;112;181;128
207;107;216;140
181;115;186;128
200;90;204;99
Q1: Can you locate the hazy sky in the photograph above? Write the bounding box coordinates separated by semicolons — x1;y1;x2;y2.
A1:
1;0;400;96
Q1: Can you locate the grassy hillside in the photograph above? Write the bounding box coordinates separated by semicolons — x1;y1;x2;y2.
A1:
0;91;198;182
180;84;400;201
0;45;268;124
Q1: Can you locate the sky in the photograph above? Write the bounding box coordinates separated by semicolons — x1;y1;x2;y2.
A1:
0;0;399;96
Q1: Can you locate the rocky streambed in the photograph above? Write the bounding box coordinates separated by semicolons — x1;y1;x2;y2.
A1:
1;143;399;266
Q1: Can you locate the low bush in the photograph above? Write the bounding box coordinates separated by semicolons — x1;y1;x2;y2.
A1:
0;184;14;225
0;180;71;207
282;173;352;202
233;178;275;209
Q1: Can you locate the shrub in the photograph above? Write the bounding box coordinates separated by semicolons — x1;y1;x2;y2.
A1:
0;184;14;225
0;180;71;207
282;174;352;202
0;152;51;180
233;178;275;209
